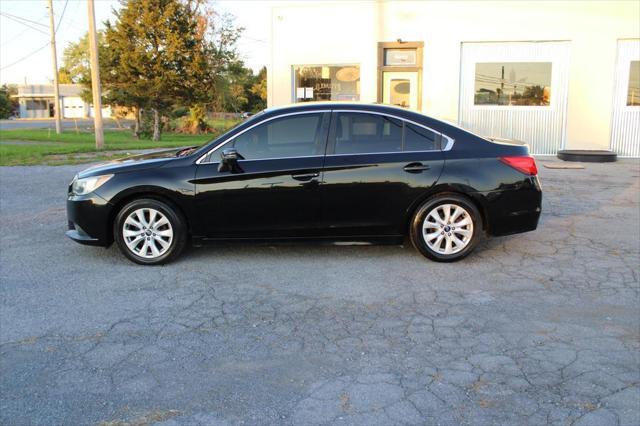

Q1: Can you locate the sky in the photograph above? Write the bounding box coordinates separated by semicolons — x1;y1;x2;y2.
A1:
0;0;271;85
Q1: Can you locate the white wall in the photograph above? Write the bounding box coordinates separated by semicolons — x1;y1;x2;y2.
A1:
269;1;640;151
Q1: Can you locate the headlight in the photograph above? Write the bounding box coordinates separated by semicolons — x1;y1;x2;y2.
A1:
71;174;113;195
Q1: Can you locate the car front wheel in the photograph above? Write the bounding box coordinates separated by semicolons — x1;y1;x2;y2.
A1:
114;198;187;265
410;194;482;262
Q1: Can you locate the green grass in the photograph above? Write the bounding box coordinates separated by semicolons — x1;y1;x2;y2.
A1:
0;124;237;166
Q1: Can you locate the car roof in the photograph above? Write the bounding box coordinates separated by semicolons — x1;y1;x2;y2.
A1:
264;102;414;115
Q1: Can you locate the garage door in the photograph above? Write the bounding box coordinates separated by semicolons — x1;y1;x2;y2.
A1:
610;39;640;158
459;41;570;155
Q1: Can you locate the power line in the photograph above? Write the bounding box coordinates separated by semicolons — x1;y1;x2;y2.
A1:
0;12;49;35
55;0;69;33
0;25;34;48
0;11;48;28
0;0;68;73
0;42;50;71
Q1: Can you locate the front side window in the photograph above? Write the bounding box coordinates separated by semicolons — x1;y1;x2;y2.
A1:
627;61;639;106
333;113;403;154
228;113;324;160
474;62;552;106
294;65;360;102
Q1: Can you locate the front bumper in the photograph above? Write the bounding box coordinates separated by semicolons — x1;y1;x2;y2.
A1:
66;192;113;247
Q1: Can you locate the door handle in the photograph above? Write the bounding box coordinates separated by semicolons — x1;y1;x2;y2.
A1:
291;172;320;181
403;163;430;173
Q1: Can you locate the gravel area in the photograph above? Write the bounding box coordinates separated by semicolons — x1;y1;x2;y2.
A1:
1;159;639;425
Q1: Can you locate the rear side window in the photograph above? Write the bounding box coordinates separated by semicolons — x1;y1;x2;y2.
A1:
333;112;403;154
230;113;323;160
331;112;443;154
404;123;440;151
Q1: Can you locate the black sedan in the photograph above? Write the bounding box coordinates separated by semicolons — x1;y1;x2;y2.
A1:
66;103;542;265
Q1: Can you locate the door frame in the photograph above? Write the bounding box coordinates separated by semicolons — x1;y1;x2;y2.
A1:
609;38;640;157
377;41;423;111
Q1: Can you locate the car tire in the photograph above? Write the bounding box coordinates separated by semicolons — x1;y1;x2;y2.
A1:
114;198;187;265
410;193;482;262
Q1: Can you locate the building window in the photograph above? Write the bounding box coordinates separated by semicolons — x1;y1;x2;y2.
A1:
26;100;48;110
293;65;360;102
474;62;552;106
627;61;639;106
384;49;417;66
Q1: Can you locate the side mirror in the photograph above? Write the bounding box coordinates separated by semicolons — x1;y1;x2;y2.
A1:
218;148;245;173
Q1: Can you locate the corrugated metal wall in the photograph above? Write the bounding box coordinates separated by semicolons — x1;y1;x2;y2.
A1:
459;42;570;155
610;39;640;158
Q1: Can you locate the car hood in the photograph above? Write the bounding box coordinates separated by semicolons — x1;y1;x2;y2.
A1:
77;147;194;178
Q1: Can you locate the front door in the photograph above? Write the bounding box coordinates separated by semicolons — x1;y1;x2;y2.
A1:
193;112;330;238
383;71;419;109
320;111;445;236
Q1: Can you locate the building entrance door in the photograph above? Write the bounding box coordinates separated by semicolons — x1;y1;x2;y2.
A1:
382;71;418;109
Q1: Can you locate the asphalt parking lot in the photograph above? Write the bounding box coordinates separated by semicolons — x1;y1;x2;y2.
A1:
1;159;639;426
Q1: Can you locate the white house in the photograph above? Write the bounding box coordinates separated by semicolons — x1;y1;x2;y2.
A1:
267;1;640;157
14;84;111;119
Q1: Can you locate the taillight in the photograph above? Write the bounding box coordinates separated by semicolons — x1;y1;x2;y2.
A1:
499;156;538;176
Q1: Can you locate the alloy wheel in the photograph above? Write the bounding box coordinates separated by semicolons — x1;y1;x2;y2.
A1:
122;208;173;259
422;203;474;255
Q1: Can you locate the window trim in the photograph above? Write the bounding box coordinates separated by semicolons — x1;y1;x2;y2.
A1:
292;64;361;103
196;109;454;164
471;61;554;109
625;60;640;108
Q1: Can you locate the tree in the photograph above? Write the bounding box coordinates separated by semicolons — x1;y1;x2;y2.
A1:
61;32;106;103
0;85;18;119
249;66;267;111
102;0;231;141
57;68;73;84
522;85;546;106
63;0;247;138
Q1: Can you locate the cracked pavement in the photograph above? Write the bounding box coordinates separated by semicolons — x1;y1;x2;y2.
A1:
1;159;639;425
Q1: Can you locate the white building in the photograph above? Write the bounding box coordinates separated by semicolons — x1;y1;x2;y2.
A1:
268;1;640;157
15;84;111;119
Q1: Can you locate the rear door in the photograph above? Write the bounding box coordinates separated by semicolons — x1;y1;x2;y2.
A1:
320;110;445;236
193;111;330;238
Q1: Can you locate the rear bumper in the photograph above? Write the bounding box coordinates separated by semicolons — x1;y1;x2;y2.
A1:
66;193;113;247
475;177;542;237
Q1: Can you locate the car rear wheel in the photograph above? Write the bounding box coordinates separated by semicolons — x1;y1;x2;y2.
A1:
114;198;187;265
410;194;482;262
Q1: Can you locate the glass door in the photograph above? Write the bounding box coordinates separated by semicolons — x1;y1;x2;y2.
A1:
383;71;418;110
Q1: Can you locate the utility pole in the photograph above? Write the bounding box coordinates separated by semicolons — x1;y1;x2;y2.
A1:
47;0;62;134
87;0;104;149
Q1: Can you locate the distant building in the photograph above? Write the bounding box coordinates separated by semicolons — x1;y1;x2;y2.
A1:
13;84;111;119
268;1;640;157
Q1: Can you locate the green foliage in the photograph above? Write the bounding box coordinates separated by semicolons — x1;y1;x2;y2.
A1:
97;0;245;140
0;85;18;119
61;32;106;103
185;105;210;134
249;66;267;112
0;128;218;166
60;0;263;140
